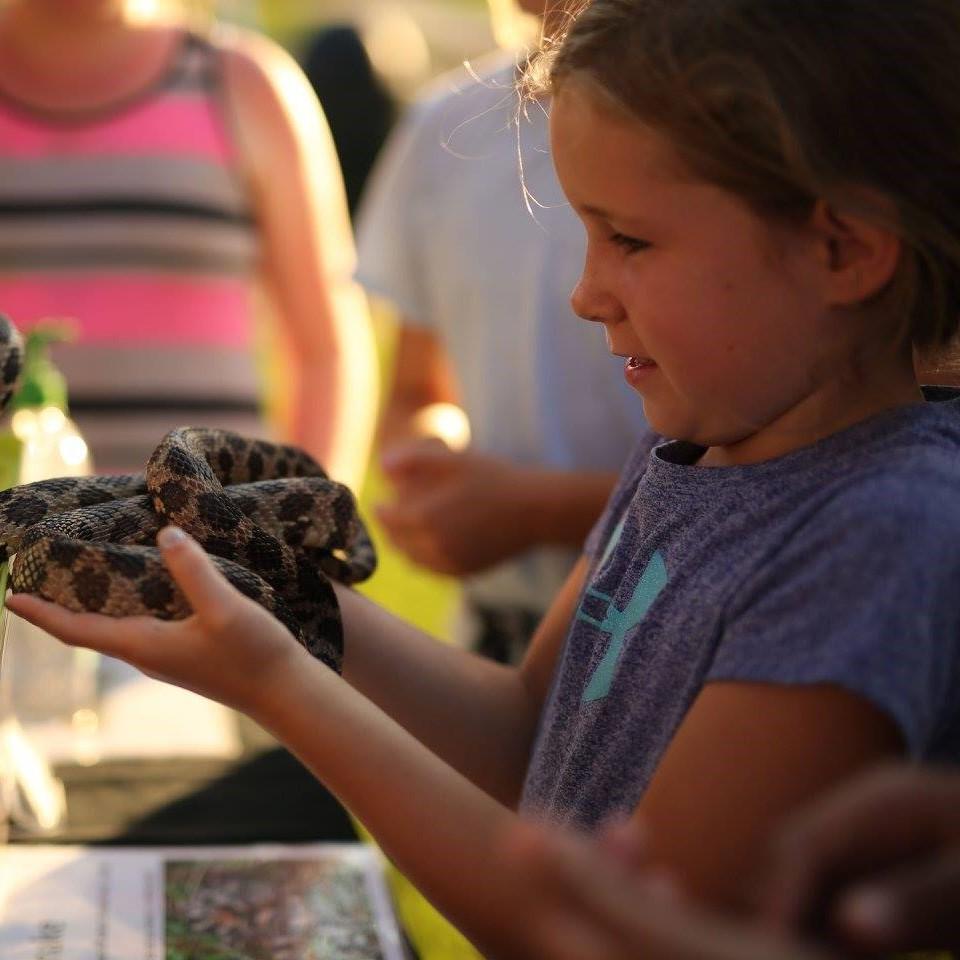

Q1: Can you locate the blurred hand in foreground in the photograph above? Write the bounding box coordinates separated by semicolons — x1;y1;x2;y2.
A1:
761;763;960;953
498;817;832;960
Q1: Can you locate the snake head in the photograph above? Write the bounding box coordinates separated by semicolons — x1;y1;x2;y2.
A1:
0;314;24;413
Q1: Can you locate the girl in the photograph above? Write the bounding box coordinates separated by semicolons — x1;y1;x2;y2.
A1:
9;0;960;955
0;0;378;487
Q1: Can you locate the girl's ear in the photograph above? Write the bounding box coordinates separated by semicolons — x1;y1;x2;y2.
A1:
809;199;901;306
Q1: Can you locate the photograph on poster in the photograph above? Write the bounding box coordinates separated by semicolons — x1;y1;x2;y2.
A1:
0;843;405;960
165;855;387;960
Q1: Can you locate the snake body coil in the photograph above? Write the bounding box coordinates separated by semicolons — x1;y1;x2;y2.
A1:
0;314;374;673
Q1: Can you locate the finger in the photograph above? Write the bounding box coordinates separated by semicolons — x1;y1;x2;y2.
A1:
375;508;454;571
374;502;427;539
498;819;602;908
374;507;428;556
380;447;432;480
509;823;683;942
834;853;960;952
381;438;453;478
595;817;686;904
596;815;650;871
156;525;246;632
379;470;429;499
5;592;168;660
524;911;626;960
380;457;451;501
762;765;954;930
497;823;624;960
380;449;419;477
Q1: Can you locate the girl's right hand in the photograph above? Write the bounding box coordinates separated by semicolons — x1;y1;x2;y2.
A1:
5;526;313;716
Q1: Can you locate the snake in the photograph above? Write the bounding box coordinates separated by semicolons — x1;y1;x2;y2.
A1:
0;313;375;673
0;311;23;412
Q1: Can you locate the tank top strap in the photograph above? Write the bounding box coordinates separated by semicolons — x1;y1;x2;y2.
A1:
161;31;222;96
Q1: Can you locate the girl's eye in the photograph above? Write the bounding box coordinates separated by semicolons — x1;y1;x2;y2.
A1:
610;232;649;254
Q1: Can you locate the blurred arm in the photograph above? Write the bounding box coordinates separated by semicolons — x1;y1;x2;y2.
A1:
220;27;379;489
378;322;462;449
378;324;617;572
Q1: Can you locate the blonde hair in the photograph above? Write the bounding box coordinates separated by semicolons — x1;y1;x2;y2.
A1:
529;0;960;353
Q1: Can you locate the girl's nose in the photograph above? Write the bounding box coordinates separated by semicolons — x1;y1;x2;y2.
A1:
570;270;623;325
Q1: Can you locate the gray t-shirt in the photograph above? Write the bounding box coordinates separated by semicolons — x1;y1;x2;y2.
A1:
521;397;960;829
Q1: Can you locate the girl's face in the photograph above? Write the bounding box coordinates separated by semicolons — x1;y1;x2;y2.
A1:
551;81;847;463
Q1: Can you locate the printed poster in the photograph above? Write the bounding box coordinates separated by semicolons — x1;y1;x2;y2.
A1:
0;842;407;959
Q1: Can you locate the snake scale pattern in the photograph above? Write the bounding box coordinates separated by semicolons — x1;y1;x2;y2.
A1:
0;314;375;673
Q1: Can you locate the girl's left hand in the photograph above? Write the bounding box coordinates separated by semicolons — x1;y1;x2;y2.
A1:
4;526;313;716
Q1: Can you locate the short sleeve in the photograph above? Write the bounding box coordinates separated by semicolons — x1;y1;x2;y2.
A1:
354;99;435;326
709;472;960;756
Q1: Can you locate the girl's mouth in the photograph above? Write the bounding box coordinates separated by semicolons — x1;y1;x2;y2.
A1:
624;355;657;387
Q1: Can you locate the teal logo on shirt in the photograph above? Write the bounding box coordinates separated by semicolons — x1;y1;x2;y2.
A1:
577;527;668;703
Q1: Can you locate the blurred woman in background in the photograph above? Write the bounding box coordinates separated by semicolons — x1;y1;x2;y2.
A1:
0;0;378;488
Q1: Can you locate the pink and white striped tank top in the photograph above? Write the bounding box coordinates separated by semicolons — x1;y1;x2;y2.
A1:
0;31;270;473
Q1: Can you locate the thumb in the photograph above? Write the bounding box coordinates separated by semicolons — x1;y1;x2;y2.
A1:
835;855;960;952
156;526;242;630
